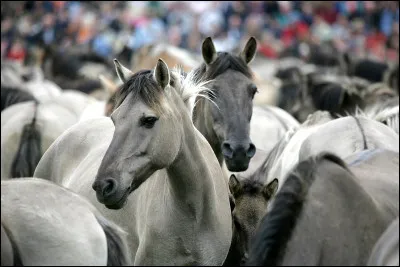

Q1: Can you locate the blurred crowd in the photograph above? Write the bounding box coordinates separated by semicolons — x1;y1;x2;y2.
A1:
1;1;399;64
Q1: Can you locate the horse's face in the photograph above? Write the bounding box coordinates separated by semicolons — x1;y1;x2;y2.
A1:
201;37;258;172
210;70;257;171
229;175;278;264
93;59;182;209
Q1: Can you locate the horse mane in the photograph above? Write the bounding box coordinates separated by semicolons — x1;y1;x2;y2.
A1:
195;52;253;81
114;66;213;116
246;152;349;266
94;214;131;266
1;221;23;266
10;101;42;178
1;86;37;111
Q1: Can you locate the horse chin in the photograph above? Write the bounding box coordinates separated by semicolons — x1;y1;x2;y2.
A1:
105;200;126;210
104;187;131;210
225;159;250;172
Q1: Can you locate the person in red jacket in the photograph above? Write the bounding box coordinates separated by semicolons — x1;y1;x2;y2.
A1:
5;39;26;63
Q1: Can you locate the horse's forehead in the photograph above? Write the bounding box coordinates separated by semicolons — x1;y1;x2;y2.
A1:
212;72;253;98
114;96;146;117
216;70;252;84
236;194;267;218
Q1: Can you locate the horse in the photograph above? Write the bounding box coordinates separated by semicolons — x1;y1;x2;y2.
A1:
246;150;399;265
226;112;399;264
19;67;63;103
362;96;399;134
130;43;201;73
367;217;399;266
342;52;398;91
1;63;63;103
50;90;107;121
1;101;77;179
40;44;114;99
192;36;258;172
1;178;131;266
1;61;28;88
34;59;233;265
272;114;399;188
1;86;37;112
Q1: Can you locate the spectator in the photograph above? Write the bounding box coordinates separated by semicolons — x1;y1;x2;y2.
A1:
1;1;399;66
5;38;26;63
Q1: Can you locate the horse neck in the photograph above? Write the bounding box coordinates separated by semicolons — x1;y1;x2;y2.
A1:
192;97;224;165
166;95;220;213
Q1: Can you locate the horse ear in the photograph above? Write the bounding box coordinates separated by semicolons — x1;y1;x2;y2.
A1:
229;174;241;196
113;59;133;83
99;75;118;95
202;37;217;65
339;52;353;75
154;58;170;90
263;178;278;199
385;64;399;92
240;37;257;64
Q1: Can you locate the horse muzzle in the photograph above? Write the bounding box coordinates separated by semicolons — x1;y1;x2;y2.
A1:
92;178;130;210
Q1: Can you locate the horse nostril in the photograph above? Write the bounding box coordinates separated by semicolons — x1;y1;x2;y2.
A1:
247;143;256;158
222;142;233;158
92;181;100;191
102;178;117;198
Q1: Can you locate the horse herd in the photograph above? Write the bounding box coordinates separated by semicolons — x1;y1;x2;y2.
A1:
1;36;399;266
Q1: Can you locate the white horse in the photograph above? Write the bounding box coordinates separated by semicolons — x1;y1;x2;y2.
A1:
20;67;63;103
1;178;131;266
34;59;233;265
1;101;77;180
253;111;399;193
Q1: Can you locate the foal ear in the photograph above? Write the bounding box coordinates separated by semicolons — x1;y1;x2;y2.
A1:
240;37;257;64
229;174;241;196
113;59;133;84
154;58;170;90
263;178;278;199
202;37;217;65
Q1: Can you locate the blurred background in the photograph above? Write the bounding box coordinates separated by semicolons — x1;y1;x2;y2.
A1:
1;1;399;64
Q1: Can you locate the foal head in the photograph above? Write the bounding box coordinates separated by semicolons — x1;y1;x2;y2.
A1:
229;174;278;264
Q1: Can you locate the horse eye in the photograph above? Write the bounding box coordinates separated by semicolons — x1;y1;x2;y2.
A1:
141;116;159;128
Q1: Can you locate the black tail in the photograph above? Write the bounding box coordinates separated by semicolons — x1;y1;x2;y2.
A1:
10;101;42;178
245;152;348;266
95;215;131;266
